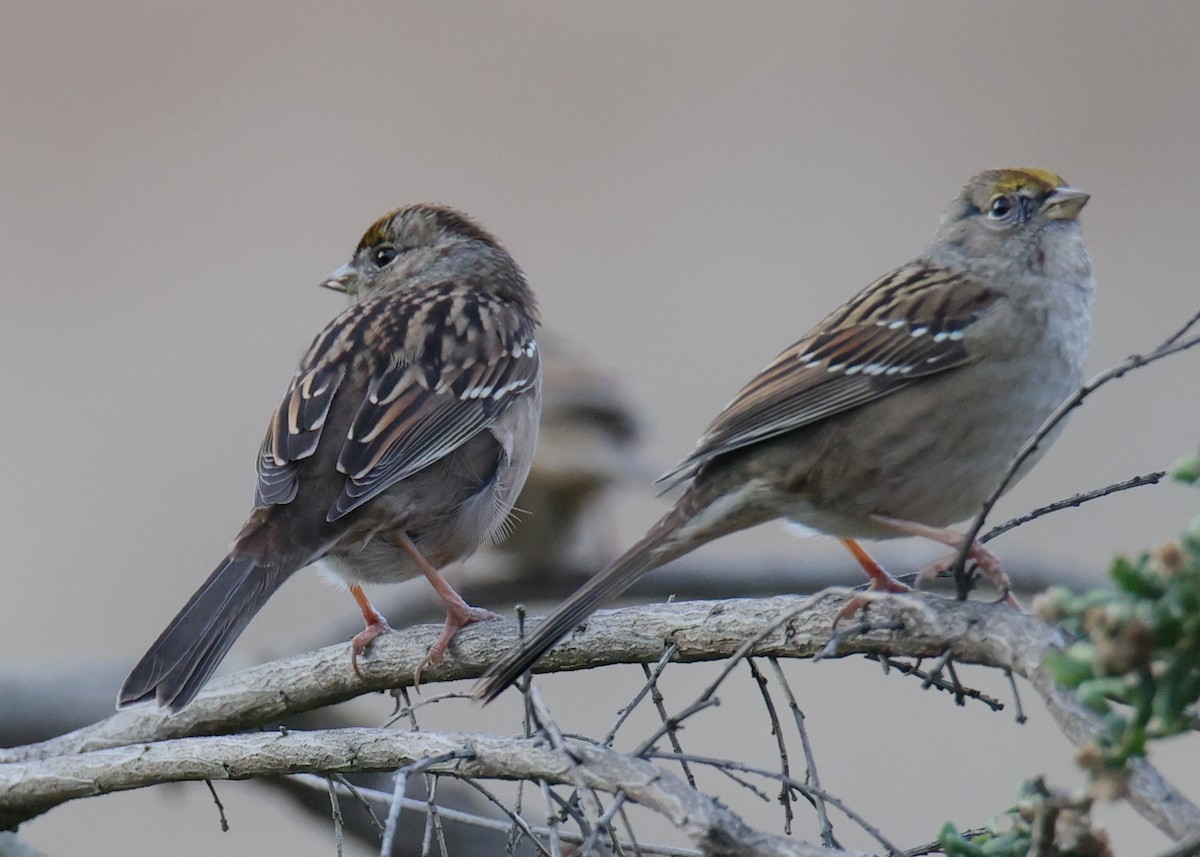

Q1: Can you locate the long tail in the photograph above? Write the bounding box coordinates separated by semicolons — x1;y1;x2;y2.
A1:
117;554;299;712
474;483;742;704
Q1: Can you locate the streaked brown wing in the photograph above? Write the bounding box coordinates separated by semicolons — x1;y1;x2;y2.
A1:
255;361;348;506
661;263;1000;485
255;287;539;521
331;339;538;519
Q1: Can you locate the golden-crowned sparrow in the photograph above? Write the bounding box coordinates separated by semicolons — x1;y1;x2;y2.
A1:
119;204;541;712
476;167;1092;702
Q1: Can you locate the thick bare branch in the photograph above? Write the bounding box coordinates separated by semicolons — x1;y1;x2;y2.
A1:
0;593;1021;762
2;592;1196;839
0;726;867;857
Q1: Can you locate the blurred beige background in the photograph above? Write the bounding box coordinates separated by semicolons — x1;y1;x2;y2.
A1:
3;2;1199;854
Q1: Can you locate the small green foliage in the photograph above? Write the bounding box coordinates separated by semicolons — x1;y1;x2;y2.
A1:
1171;451;1200;486
936;822;988;857
937;780;1111;856
1038;459;1200;769
939;460;1198;852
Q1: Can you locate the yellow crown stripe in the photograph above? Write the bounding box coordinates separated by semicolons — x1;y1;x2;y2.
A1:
991;167;1065;193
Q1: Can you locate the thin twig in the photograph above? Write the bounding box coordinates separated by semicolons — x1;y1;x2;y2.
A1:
529;688;609;854
636;593;834;755
954;312;1200;582
548;789;605;851
904;828;989;856
914;473;1167;598
1162;307;1200;349
419;775;448;857
458;778;553;857
302;773;706;857
604;644;679;746
540;778;563;857
204;779;229;832
768;658;836;848
327;776;344;857
579;647;698;856
395;686;420;730
817;617;907;660
577;795;627;857
380;749;473;857
981;471;1167;543
420;778;441;856
343;773;387;831
640;659;696;787
706;768;775;804
383;692;473;728
945;659;966;708
747;659;794;834
630;698;719;757
864;655;1004;712
512;605;532;857
1005;669;1027;725
391;685;449;857
382;761;411;857
616;803;645;857
921;652;958;699
647;751;902;855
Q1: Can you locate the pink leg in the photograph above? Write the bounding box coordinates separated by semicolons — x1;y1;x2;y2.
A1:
396;533;501;684
349;583;393;677
833;537;912;626
869;514;1020;608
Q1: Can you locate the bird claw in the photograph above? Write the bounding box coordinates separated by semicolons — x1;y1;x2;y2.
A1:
912;550;1021;610
869;514;1021;607
350;619;394;678
413;605;503;688
991;588;1022;610
833;575;912;627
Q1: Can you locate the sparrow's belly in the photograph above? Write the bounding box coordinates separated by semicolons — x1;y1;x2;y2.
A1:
314;392;540;586
782;353;1080;539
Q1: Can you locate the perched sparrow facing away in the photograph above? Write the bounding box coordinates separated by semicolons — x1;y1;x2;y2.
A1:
119;204;541;712
476;168;1092;702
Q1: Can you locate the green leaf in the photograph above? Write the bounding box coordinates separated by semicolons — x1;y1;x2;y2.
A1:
937;822;988;857
980;831;1028;856
1111;556;1164;598
1045;650;1094;688
1171;452;1200;485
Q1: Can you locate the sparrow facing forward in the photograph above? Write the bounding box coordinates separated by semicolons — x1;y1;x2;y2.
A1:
476;168;1092;702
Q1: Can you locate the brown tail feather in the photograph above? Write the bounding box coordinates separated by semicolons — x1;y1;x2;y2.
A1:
117;553;300;712
474;482;740;704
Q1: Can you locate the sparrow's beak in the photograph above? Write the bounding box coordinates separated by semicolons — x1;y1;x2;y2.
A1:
320;263;359;294
1040;187;1090;221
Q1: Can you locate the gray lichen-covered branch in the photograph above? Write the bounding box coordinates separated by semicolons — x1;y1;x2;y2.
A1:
1;727;866;857
1;591;1197;842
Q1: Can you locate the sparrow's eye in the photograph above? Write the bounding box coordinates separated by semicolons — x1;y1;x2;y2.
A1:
370;245;398;267
986;194;1015;220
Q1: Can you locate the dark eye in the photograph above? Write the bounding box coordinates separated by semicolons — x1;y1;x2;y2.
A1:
370;245;398;267
986;195;1015;220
